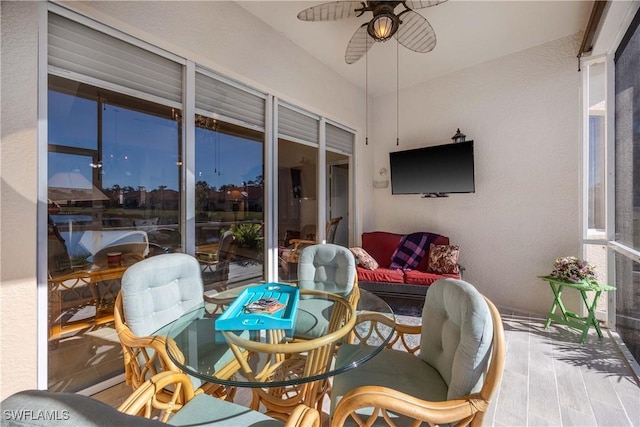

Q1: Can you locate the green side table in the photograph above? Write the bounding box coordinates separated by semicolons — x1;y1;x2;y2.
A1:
538;275;615;344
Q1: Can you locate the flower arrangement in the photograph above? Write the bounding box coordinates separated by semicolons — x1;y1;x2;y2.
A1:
549;256;596;283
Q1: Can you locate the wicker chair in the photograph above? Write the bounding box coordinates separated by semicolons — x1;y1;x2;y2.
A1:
284;217;343;264
294;243;359;340
196;229;236;291
119;371;321;426
0;371;320;427
223;290;357;423
114;253;240;399
330;279;505;427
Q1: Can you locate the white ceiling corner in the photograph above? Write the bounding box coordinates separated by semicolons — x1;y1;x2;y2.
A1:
237;0;593;97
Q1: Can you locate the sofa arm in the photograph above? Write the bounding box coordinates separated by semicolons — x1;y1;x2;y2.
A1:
458;264;465;279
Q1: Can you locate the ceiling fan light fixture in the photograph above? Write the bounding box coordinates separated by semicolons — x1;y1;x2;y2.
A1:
368;13;398;42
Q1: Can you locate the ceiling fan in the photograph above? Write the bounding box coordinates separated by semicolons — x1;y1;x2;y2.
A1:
297;1;448;64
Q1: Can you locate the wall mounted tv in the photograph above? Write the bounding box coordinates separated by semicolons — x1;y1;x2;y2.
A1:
389;140;475;197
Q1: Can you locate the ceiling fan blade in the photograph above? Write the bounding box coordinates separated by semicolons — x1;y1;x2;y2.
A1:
345;25;375;64
394;10;436;53
404;0;448;10
297;1;364;22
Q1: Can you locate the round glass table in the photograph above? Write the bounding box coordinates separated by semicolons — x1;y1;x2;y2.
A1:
161;286;395;389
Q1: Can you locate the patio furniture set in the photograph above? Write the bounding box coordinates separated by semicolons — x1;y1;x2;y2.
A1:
6;242;506;426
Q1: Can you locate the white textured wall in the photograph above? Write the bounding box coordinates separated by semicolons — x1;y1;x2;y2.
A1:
1;1;40;399
369;34;583;315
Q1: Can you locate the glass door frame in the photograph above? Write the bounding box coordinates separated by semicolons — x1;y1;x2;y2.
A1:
581;55;613;324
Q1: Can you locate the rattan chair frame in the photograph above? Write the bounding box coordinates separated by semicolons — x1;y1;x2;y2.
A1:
222;289;357;422
331;296;506;427
118;371;320;427
114;292;236;399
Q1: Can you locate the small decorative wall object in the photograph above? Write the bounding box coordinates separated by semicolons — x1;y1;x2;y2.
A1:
373;168;389;188
451;128;466;143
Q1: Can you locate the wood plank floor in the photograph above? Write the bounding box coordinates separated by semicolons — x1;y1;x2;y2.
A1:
93;308;640;426
487;308;639;427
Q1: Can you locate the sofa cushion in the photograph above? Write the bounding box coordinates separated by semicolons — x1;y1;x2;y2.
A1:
356;266;405;283
428;244;460;274
331;344;449;417
361;232;404;268
349;247;379;270
404;270;460;286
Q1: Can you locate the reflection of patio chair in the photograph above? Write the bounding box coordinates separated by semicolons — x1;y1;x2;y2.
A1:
279;217;343;279
147;227;181;255
47;221;123;346
47;221;71;276
287;217;342;262
197;230;236;291
87;230;150;265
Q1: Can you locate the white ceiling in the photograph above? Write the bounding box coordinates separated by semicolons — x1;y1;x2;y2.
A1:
238;1;594;96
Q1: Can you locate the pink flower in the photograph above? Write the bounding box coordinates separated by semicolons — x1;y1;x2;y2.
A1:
549;256;596;283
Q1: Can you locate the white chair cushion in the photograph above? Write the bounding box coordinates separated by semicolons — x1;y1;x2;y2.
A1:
420;278;493;399
297;244;356;297
121;253;204;337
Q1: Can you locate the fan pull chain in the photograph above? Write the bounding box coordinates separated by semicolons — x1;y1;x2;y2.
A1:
365;47;369;146
396;38;400;146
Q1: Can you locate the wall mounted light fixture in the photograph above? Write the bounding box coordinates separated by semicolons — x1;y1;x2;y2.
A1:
373;167;389;189
451;128;466;143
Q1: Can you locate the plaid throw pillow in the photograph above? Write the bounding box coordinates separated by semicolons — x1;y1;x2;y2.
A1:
389;232;439;270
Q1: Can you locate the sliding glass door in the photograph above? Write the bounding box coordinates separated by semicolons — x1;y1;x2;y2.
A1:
45;8;354;394
47;76;182;391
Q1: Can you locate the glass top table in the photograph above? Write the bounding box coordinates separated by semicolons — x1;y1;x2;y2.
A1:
161;286;395;388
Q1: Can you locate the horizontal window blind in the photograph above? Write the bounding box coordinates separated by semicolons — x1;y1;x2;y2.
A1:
48;13;182;105
278;104;319;145
326;123;354;154
195;70;265;130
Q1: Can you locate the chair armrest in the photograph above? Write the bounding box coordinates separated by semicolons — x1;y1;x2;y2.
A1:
289;238;317;249
196;251;219;264
457;263;466;278
285;239;317;262
331;385;486;427
349;312;421;354
287;404;321;427
118;371;195;421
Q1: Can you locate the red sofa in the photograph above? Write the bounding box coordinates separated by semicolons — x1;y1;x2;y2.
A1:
356;231;462;299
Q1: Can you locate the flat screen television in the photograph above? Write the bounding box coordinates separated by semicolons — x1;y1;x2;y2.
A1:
389;140;475;196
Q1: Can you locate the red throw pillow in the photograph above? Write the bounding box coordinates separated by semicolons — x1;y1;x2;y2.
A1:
428;244;460;274
350;247;379;270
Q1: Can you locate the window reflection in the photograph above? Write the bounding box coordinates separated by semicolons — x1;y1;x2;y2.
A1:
47;76;181;392
327;150;350;247
278;139;318;281
194;116;265;290
587;62;606;236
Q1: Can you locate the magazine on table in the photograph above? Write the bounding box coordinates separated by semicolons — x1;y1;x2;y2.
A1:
244;297;286;314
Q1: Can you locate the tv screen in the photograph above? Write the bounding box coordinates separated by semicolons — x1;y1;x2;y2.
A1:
389;141;475;195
